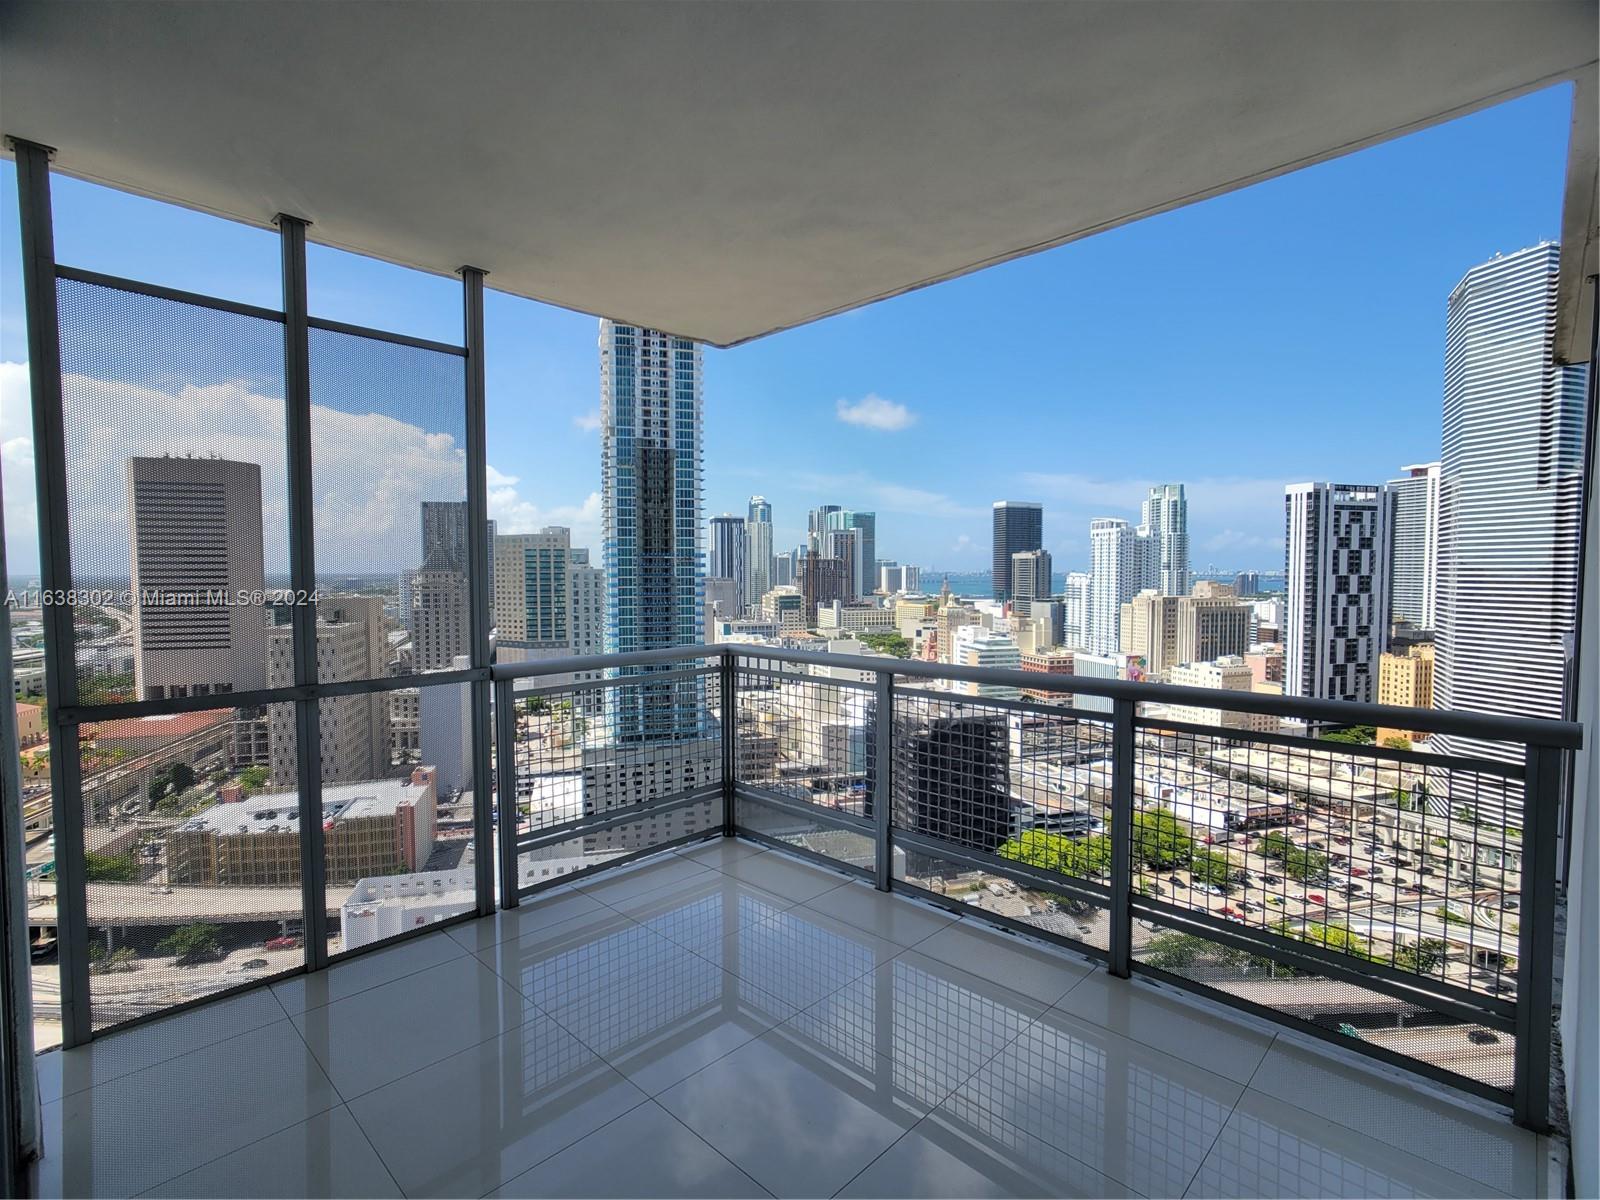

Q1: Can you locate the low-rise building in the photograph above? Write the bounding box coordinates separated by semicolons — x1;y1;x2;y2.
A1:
1165;657;1276;733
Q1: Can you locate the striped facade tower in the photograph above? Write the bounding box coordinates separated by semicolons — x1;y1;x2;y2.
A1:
1433;244;1588;791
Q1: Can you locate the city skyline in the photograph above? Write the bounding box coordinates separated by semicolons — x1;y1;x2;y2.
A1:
0;86;1576;576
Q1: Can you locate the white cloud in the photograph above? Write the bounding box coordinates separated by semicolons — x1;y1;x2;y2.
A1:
835;393;916;432
3;362;473;575
487;467;603;551
572;408;602;433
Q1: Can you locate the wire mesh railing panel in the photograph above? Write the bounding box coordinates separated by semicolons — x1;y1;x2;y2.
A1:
517;803;719;893
733;666;874;818
1127;721;1524;1004
889;692;1113;876
76;702;303;1030
509;669;721;845
56;276;290;706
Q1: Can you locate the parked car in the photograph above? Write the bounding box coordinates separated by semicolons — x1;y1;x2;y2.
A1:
1468;1030;1501;1046
264;935;301;951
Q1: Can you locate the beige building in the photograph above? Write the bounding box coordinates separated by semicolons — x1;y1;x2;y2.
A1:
1376;642;1435;744
1176;596;1252;665
1166;657;1276;733
13;701;45;747
1120;590;1182;678
268;596;390;786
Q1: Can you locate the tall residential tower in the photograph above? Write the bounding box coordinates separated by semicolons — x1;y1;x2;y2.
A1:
600;321;706;742
1142;483;1190;596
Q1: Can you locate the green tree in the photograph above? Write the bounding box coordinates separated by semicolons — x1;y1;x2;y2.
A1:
1256;832;1328;883
997;829;1113;880
237;766;270;794
83;852;137;883
157;923;222;966
1189;847;1234;890
107;946;140;973
1280;920;1370;958
1132;807;1194;870
1394;938;1447;975
1381;735;1411;750
857;632;912;659
1319;724;1377;745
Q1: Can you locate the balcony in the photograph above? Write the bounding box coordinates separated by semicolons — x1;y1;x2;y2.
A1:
22;646;1579;1198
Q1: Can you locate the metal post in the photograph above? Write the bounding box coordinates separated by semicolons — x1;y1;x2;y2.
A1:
276;213;328;971
873;669;895;891
11;138;93;1047
460;266;496;915
1513;744;1561;1131
720;650;737;836
494;679;521;909
1108;697;1136;978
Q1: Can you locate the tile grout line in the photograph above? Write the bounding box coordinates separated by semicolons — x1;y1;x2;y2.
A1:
646;1097;778;1199
1177;1031;1280;1200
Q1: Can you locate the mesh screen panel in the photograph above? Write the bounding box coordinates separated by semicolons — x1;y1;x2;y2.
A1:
510;669;720;842
324;681;478;958
736;796;875;872
1128;722;1524;1004
307;326;467;683
79;702;301;1030
56;277;290;705
1134;934;1516;1092
517;805;718;891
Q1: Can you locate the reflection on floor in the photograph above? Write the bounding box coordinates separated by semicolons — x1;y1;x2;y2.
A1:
31;837;1551;1198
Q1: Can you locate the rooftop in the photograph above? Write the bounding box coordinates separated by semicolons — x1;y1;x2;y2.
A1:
177;771;436;836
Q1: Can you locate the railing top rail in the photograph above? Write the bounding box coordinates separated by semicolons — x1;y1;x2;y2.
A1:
491;644;719;681
716;644;1584;750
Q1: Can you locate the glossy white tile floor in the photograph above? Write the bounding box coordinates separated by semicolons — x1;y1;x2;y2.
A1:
29;837;1553;1199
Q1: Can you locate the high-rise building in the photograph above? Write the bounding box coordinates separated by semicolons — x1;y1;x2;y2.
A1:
991;501;1043;600
954;625;1021;699
1061;571;1091;648
847;512;876;598
1176;595;1252;666
128;455;267;700
1142;483;1189;595
708;514;747;613
1434;244;1587;775
493;528;572;647
268;596;389;785
1119;590;1182;677
409;561;470;671
799;550;849;623
1388;462;1440;633
807;505;841;552
1088;517;1153;655
1284;482;1394;705
420;500;469;573
890;707;1012;852
600;322;707;742
745;496;773;609
771;547;798;588
822;524;860;598
1232;571;1262;596
1010;548;1052;610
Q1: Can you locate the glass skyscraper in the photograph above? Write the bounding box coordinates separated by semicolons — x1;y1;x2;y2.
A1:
600;321;707;742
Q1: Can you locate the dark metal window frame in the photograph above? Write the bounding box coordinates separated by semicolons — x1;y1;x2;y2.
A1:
9;144;498;1048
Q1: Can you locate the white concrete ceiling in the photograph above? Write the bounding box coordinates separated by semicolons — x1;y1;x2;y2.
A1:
1;1;1595;346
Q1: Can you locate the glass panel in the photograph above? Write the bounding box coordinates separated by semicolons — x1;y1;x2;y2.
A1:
735;796;874;873
56;277;289;705
322;681;478;957
516;804;718;892
80;702;302;1030
307;326;467;683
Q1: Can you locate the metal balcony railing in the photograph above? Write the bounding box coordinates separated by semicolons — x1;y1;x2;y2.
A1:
491;644;1581;1131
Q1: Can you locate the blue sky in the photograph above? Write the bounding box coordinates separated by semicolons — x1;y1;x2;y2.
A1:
0;83;1576;577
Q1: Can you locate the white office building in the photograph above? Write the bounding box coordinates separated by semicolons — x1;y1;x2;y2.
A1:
745;496;774;611
1433;244;1588;777
709;514;748;613
1283;482;1393;705
1388;461;1440;633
